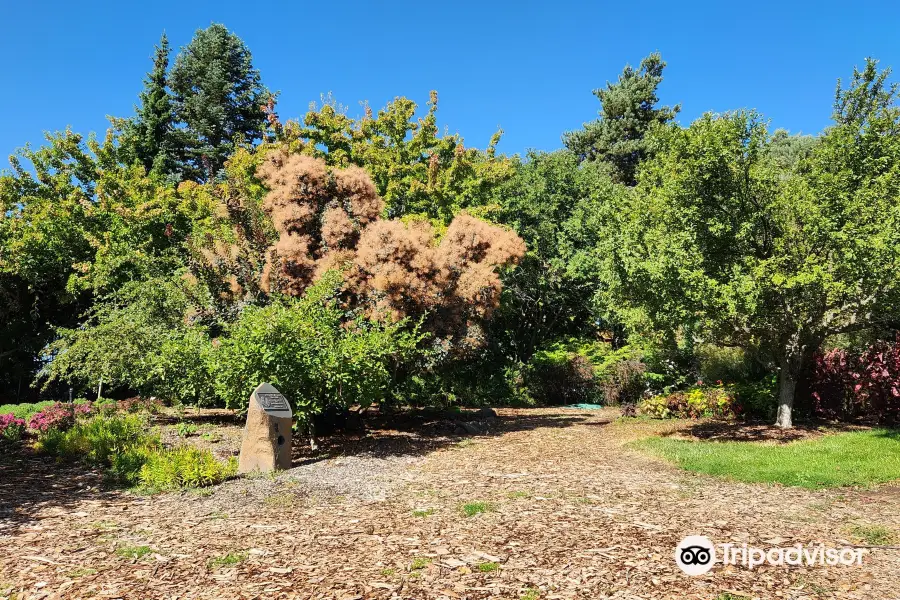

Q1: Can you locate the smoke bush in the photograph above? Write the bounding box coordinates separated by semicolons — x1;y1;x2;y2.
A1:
253;152;525;351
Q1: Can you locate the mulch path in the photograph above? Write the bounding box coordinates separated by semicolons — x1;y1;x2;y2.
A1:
1;408;898;599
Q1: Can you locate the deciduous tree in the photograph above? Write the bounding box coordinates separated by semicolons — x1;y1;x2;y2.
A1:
600;60;900;427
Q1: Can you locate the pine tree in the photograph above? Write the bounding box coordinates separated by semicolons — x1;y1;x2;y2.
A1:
120;33;182;179
564;53;679;186
170;24;270;180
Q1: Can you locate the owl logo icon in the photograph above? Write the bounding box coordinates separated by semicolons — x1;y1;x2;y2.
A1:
675;535;716;575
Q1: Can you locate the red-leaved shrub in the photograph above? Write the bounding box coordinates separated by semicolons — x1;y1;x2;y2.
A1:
810;337;900;424
28;402;93;434
0;414;26;442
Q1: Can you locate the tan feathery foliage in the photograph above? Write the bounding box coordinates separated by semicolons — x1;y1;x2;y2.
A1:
256;151;385;293
255;151;525;347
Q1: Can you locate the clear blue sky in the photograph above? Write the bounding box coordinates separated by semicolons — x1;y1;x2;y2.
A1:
2;0;899;160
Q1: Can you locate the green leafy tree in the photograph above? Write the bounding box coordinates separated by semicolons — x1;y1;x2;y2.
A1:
767;129;817;170
41;277;199;398
564;53;679;186
117;33;184;179
0;126;226;399
271;91;514;223
491;150;622;361
170;24;270;180
1;130;102;398
600;60;900;428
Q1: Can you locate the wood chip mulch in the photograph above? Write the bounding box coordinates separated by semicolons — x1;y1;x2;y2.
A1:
1;408;898;599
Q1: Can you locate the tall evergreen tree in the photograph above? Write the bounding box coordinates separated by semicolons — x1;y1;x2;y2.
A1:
564;53;679;186
120;33;182;179
170;24;270;180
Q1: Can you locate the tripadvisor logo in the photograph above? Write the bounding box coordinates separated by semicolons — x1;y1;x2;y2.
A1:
675;535;716;575
675;535;868;575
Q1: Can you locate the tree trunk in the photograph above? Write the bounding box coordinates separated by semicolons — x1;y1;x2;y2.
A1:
776;368;796;428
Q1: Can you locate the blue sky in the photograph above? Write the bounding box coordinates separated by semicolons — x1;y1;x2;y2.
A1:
2;0;898;161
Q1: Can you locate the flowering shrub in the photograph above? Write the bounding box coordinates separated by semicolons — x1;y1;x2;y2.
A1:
639;385;742;419
28;402;93;434
116;398;162;414
810;337;900;424
0;414;27;442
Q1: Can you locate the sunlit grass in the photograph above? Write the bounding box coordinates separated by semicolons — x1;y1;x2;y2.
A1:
635;429;900;488
461;501;494;517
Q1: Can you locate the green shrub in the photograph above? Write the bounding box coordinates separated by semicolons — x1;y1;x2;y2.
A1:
36;413;234;490
214;272;423;418
110;446;156;485
526;350;598;405
587;344;652;405
152;327;218;407
599;357;647;406
523;338;616;405
732;379;777;419
0;401;55;420
695;344;755;384
37;413;153;466
138;446;237;491
176;421;198;437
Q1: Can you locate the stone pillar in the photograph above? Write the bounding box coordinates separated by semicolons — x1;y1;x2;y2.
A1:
238;383;293;474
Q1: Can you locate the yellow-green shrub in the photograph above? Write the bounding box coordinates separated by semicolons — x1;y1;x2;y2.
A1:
138;447;237;491
639;385;741;419
37;413;235;490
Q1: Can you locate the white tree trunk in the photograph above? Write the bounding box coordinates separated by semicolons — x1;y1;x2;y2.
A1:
775;369;796;428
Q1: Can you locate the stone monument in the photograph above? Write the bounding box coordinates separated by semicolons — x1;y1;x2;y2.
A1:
238;383;293;474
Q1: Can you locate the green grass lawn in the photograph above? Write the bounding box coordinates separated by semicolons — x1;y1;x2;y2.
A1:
635;428;900;489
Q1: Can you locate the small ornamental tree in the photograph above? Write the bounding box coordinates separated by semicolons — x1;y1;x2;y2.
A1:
601;59;900;428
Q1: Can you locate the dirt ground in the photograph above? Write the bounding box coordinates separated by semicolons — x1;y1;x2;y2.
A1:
1;408;898;600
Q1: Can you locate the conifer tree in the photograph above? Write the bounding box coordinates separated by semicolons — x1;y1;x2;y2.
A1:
564;53;679;186
120;33;183;179
170;24;270;180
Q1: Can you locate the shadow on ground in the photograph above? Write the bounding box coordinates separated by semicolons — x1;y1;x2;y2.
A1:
0;445;121;538
0;408;603;533
663;419;870;443
290;409;599;463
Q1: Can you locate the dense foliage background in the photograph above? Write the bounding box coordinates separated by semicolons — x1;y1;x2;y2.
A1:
3;25;899;428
